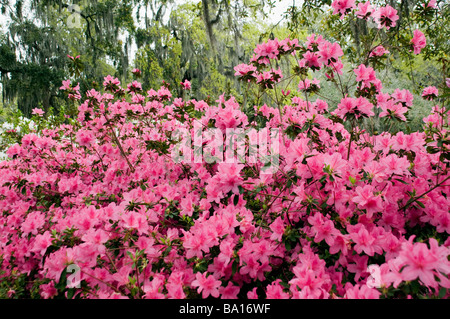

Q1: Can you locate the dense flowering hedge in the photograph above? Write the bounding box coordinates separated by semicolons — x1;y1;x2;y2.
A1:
1;1;449;299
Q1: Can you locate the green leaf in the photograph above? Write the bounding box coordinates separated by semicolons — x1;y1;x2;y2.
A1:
349;176;356;185
284;240;291;251
410;280;421;294
163;246;172;257
286;179;293;189
126;250;134;260
438;287;447;299
55;267;68;291
231;259;239;276
416;201;425;209
67;288;75;299
233;194;239;206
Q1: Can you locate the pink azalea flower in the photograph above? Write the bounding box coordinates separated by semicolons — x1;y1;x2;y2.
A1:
32;108;45;117
302;51;321;69
379;100;408;121
60;79;72;90
31;231;53;256
234;63;257;77
323;152;347;176
40;282;58;299
305;34;324;50
392;88;414;107
330;59;344;75
397;240;444;288
215;163;244;195
144;275;166;299
75;129;95;147
219;282;240;299
269;216;286;242
6;143;21;159
344;283;381;299
121;211;150;235
254;39;280;61
183;225;217;259
380;153;411;176
331;0;356;19
314;99;328;112
422;112;441;128
157;86;172;100
354;64;376;83
166;282;186;299
347;254;370;280
373;5;399;30
180;79;191;90
21;211;45;236
127;80;143;92
369;45;389;57
265;279;290;299
103;75;121;89
298;78;320;91
334;96;373;119
191;272;222;298
247;287;259;299
132;68;141;76
381;259;406;288
355;1;374;19
317;41;344;66
81;228;109;246
422;86;438;100
411;29;426;55
392;131;424;153
352;185;384;218
308;214;339;246
354;64;381;92
335;96;357;119
355;96;375;117
424;0;437;8
329;234;351;255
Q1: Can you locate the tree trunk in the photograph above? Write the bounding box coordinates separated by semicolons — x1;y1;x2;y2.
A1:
201;0;217;54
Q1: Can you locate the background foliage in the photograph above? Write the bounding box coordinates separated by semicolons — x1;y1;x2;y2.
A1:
0;0;447;118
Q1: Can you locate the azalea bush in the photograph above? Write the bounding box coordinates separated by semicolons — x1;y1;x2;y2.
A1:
0;108;68;161
0;1;449;300
0;116;36;161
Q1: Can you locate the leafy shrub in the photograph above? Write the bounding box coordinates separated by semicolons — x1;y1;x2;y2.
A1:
0;1;449;299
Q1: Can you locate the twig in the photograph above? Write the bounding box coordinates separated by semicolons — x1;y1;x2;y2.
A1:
398;175;450;211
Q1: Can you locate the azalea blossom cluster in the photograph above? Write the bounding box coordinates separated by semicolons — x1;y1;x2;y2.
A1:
332;0;400;29
60;79;81;101
0;117;38;161
330;0;429;55
1;29;449;300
